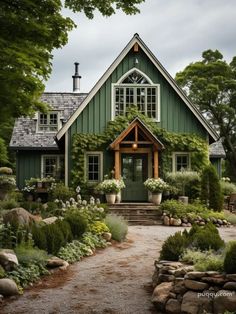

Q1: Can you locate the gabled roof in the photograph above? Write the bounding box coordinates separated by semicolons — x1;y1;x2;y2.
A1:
109;117;164;151
56;34;218;142
10;93;87;149
209;140;226;158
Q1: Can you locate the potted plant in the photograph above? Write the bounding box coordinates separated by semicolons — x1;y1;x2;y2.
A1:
0;175;16;200
97;179;125;204
144;178;169;205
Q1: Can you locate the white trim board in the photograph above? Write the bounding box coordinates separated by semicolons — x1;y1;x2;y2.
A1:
56;34;218;142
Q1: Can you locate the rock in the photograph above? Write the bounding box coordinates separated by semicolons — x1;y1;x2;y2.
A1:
171;268;188;277
172;218;182;226
158;274;175;283
102;232;112;241
47;257;66;268
163;216;170;226
223;219;228;225
169;217;174;226
160;261;183;268
187;223;192;227
0;249;18;271
152;269;159;287
172;279;187;295
226;274;236;281
152;282;173;311
59;261;69;271
3;207;39;226
0;278;19;296
213;289;236;313
199;221;205;226
42;216;58;225
181;290;213;314
0;294;3;302
166;298;181;314
182;218;188;223
185;271;206;280
217;219;223;225
181;223;188;227
223;282;236;290
184;279;209;291
206;271;221;276
201;276;226;285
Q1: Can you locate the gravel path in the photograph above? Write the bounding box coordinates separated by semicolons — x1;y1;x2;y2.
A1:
1;226;236;314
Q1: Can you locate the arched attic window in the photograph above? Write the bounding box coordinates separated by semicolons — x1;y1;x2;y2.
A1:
113;69;160;121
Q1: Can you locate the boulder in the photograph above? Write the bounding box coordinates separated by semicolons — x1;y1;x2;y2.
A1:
213;289;236;313
172;279;187;295
169;217;174;226
47;257;66;268
181;290;213;314
152;282;173;311
226;274;236;281
184;279;209;291
0;249;18;271
172;218;182;226
187;223;192;227
59;261;69;271
3;207;39;226
42;216;58;225
102;232;112;241
158;274;175;283
186;271;206;280
223;282;236;290
166;298;181;314
163;216;170;226
201;276;226;285
0;278;19;296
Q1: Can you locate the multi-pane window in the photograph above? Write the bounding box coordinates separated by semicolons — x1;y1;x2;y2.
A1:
38;112;59;132
86;153;102;182
42;155;64;179
174;154;190;171
114;70;159;119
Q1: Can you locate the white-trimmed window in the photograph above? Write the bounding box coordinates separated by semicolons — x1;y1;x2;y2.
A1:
85;152;103;182
38;112;59;132
112;69;160;121
172;153;191;172
42;155;64;179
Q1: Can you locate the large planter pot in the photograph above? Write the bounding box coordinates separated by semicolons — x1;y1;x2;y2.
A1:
105;193;116;204
152;193;162;205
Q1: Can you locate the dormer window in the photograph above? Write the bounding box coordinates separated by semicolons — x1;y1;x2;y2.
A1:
38;112;59;132
112;69;160;121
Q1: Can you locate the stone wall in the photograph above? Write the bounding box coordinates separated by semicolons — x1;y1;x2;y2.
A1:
151;260;236;314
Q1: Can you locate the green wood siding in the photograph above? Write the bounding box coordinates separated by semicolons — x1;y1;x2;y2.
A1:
210;158;222;178
16;150;61;189
67;46;209;182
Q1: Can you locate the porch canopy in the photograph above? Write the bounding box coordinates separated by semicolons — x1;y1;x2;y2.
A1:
109;117;164;180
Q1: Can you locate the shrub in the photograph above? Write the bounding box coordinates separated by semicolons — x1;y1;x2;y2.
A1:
160;231;187;261
49;182;75;202
0;175;16;191
224;213;236;225
191;223;225;251
31;224;47;251
104;214;128;242
201;165;223;211
89;221;109;235
42;223;65;255
224;241;236;273
220;180;236;196
20;201;43;214
166;171;201;198
181;249;224;272
56;220;73;244
65;210;88;239
0;199;19;210
14;244;48;266
0;265;6;278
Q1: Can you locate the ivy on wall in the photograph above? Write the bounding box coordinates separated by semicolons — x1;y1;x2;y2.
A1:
72;107;209;187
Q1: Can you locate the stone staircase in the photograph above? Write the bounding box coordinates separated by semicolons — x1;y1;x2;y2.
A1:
108;203;162;225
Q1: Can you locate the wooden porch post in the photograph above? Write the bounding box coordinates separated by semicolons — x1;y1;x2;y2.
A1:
154;150;159;178
114;150;120;179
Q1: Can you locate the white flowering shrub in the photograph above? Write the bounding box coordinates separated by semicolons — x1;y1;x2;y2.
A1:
97;178;125;194
144;178;169;193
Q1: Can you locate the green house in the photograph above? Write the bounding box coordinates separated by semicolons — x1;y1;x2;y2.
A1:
10;34;224;201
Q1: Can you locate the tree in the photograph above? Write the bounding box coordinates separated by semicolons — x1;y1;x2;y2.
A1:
175;50;236;180
0;0;144;165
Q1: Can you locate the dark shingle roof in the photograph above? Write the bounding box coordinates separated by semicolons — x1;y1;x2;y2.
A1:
10;92;87;149
209;140;226;158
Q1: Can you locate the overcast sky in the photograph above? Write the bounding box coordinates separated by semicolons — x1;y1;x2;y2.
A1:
45;0;236;93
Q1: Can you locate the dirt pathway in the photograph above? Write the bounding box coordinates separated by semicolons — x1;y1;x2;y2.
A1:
1;226;236;314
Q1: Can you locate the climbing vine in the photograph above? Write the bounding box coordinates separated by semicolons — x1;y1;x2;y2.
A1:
72;107;209;187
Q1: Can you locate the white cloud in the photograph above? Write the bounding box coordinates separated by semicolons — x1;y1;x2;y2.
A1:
45;0;236;92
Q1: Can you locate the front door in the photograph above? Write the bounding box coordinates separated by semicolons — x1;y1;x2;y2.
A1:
121;154;148;202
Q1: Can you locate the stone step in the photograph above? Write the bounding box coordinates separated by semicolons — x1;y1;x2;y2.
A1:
128;220;162;226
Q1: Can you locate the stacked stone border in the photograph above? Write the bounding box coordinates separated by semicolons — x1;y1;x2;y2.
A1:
152;260;236;314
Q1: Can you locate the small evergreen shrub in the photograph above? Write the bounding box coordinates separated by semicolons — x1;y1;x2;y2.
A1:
42;223;65;255
201;165;223;211
31;224;47;251
160;231;187;261
224;241;236;274
14;244;48;266
65;211;88;239
191;223;225;251
104;214;128;242
56;220;73;244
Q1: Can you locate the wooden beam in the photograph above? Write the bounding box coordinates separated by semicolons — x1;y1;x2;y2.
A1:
134;43;139;52
121;141;152;145
120;147;151;153
135;125;138;142
154;151;159;178
114;150;120;179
